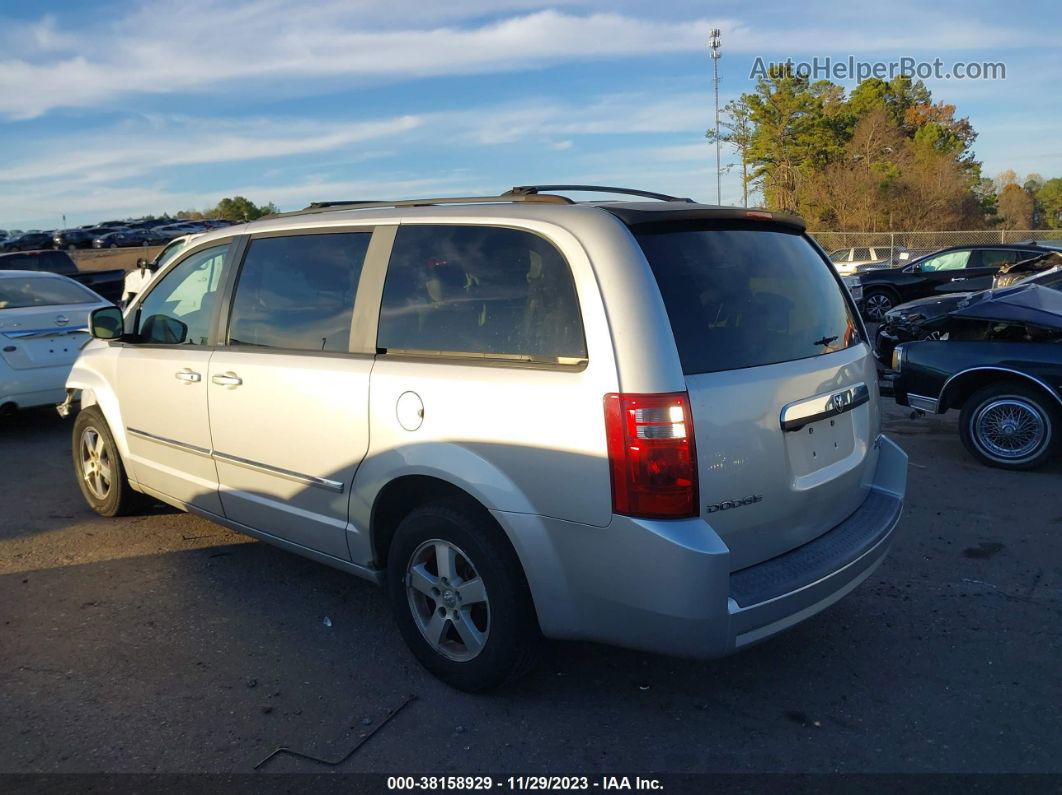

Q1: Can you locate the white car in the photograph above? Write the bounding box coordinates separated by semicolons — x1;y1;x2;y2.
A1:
0;271;112;412
829;246;905;276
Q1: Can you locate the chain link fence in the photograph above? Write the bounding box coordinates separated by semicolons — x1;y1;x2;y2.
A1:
809;229;1062;258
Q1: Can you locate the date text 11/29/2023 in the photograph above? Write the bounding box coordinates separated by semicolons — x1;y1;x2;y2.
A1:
387;776;664;791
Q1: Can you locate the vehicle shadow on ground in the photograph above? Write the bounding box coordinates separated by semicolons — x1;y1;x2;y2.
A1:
0;535;865;774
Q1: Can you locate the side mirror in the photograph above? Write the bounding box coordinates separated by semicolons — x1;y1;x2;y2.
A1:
90;306;125;340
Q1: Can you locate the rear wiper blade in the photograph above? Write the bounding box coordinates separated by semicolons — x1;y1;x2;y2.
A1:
813;335;838;347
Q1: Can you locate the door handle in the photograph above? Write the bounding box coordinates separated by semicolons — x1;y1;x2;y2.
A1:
175;369;201;383
212;372;243;387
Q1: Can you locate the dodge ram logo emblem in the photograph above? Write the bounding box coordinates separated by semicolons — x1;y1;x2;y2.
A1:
831;391;851;411
706;494;763;513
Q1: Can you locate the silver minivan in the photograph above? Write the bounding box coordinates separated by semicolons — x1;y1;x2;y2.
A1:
64;186;907;691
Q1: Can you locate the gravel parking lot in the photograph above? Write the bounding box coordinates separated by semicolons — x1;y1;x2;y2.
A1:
1;402;1059;775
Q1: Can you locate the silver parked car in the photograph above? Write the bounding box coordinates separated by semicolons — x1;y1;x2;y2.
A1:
63;186;907;691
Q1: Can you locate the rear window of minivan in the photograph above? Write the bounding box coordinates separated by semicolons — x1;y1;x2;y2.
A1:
635;222;859;375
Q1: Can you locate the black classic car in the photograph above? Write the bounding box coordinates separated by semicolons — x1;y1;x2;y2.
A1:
874;264;1062;364
892;284;1062;470
856;243;1053;320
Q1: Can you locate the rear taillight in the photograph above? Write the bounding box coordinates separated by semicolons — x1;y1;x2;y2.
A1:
603;392;698;519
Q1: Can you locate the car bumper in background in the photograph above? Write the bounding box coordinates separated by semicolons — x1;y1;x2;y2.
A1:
494;434;907;659
1;365;78;410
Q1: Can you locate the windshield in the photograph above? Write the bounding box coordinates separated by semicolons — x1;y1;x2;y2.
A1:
635;222;859;375
0;276;99;309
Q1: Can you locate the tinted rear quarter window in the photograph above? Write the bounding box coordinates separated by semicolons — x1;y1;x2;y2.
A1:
635;222;859;375
377;225;586;361
227;233;370;353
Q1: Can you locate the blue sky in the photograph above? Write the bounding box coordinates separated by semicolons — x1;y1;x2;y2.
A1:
1;0;1058;229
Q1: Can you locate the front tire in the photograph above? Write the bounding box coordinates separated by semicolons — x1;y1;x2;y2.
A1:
959;382;1059;470
386;499;540;692
72;406;149;516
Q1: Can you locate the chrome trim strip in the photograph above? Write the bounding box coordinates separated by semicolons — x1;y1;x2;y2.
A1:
3;326;88;339
906;393;940;413
939;366;1062;410
127;426;346;493
127;427;212;457
780;382;870;432
212;450;345;493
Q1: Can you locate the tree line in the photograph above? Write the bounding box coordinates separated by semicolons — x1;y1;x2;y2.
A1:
709;70;1062;231
172;195;279;222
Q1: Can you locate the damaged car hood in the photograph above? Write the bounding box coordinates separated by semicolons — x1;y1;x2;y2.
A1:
951;284;1062;330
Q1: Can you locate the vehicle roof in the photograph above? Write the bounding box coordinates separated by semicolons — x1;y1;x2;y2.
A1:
184;199;806;248
0;268;75;279
0;249;71;257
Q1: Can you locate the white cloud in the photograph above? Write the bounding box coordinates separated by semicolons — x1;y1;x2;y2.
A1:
0;115;421;184
2;0;1038;120
0;5;730;119
0;90;719;225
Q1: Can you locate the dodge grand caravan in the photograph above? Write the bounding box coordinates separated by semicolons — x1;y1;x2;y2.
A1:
62;185;908;691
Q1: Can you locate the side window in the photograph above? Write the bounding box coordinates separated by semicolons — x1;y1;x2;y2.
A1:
980;250;1020;268
920;250;971;272
227;233;370;353
852;248;871;260
136;244;227;345
377;225;586;361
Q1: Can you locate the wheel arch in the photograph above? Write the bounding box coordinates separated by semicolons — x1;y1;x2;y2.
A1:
940;367;1062;413
66;368;132;460
863;283;901;301
370;475;498;569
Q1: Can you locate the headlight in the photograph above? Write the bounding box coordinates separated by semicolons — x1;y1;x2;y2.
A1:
891;344;906;372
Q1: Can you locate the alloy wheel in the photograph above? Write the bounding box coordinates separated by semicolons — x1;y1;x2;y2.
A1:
405;539;490;662
865;292;893;321
79;426;113;500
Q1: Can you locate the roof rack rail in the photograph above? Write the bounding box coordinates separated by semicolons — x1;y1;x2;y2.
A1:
505;185;695;203
281;192;575;217
260;185;694;220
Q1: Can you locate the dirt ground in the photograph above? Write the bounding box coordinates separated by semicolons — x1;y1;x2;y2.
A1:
71;246;166;273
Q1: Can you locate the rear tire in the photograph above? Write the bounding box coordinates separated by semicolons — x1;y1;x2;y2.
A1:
959;382;1059;470
72;406;149;516
863;288;895;321
386;499;541;692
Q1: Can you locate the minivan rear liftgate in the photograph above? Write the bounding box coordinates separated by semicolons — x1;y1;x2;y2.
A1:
630;218;882;570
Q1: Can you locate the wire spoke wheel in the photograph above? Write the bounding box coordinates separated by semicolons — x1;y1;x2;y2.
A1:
973;398;1046;461
405;539;490;662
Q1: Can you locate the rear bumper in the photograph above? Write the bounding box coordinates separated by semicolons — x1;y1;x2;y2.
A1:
0;365;73;410
494;434;907;659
